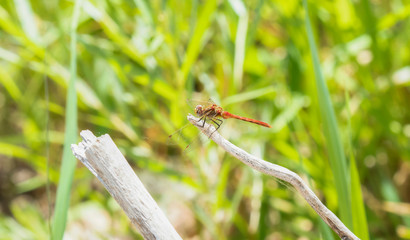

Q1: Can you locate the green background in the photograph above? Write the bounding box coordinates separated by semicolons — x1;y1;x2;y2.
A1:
1;0;409;239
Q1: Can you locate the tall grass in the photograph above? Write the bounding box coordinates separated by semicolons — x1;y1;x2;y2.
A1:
51;0;82;239
303;0;352;229
0;0;409;239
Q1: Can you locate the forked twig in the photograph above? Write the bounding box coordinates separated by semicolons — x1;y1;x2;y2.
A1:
187;114;359;240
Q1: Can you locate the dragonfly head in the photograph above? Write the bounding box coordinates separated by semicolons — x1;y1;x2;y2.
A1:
195;105;204;117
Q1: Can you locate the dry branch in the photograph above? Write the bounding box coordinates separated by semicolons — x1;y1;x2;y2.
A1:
187;114;359;240
71;130;182;240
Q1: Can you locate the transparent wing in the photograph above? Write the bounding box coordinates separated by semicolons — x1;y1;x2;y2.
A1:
167;116;223;154
186;98;217;111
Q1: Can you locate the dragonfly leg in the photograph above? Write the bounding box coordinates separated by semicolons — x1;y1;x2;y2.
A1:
196;116;204;122
200;116;207;128
214;118;223;126
196;116;208;128
194;115;208;128
209;119;223;138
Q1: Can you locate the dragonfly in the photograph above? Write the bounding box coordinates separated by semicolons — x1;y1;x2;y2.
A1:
168;100;272;152
193;103;272;130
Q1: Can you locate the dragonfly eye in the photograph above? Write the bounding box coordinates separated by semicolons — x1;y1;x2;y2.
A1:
195;105;203;116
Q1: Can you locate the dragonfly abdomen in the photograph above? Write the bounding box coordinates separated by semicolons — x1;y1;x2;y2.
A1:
222;111;272;128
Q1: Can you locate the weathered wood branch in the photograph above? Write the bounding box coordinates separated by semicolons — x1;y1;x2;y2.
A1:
71;130;182;240
187;114;359;240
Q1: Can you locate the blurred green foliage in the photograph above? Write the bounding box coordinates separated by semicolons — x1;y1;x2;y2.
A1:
1;0;410;239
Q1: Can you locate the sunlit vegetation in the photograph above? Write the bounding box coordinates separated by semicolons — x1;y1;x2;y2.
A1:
1;0;409;239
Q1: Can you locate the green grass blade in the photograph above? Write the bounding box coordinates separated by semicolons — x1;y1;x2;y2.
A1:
222;86;275;106
133;0;153;26
228;0;248;89
0;66;22;100
350;157;369;240
302;0;352;229
13;0;40;43
51;0;82;239
271;94;307;133
179;0;217;86
318;217;335;240
345;90;369;239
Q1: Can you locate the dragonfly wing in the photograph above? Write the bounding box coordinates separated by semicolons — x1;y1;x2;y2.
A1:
168;117;223;154
186;98;218;109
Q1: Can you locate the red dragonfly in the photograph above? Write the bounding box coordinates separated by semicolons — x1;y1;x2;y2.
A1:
168;100;271;151
193;103;272;130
